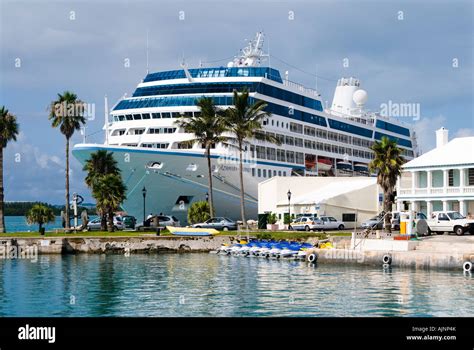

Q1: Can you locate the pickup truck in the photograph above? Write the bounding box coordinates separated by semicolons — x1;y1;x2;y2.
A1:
426;211;474;236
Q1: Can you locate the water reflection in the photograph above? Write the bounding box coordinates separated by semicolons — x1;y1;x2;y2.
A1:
0;254;472;317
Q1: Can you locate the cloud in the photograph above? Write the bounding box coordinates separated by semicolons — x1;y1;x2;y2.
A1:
413;115;447;154
3;132;90;203
454;128;474;138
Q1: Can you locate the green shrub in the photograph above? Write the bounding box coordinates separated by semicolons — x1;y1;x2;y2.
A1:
283;213;291;225
187;201;212;224
25;204;55;233
267;212;277;225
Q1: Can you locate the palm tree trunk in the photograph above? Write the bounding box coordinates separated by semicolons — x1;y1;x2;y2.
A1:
65;137;70;230
238;141;247;232
107;208;114;232
206;146;215;217
38;222;43;233
100;210;107;231
384;189;392;232
0;147;5;233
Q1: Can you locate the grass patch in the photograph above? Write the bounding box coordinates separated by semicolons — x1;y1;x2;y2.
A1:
327;232;353;237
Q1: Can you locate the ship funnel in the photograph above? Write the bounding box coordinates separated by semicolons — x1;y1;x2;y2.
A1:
331;77;361;114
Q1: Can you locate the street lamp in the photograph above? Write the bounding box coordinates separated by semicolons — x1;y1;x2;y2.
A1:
287;189;292;224
142;186;147;223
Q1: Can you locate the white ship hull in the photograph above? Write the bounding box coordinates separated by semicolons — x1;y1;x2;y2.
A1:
73;144;288;223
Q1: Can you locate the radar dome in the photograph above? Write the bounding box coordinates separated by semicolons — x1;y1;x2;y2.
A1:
353;89;368;106
227;61;234;68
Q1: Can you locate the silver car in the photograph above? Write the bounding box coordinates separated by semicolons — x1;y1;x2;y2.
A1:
192;217;237;231
136;215;181;229
87;216;124;231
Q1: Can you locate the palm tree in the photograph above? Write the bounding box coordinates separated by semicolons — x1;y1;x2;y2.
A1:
175;98;227;217
369;136;404;232
25;204;55;233
0;106;19;233
92;174;127;232
83;150;120;230
224;89;279;230
48;91;86;230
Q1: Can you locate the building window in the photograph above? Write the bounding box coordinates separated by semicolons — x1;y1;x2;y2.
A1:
263;169;267;177
448;169;454;187
258;169;261;177
342;213;356;222
469;168;474;186
252;168;255;177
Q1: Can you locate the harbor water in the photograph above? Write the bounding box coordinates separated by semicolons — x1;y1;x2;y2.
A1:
4;216;93;232
0;253;472;317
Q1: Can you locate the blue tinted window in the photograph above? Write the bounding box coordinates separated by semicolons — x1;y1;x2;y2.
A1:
375;120;410;137
132;81;323;113
328;119;373;138
374;131;412;148
143;67;283;83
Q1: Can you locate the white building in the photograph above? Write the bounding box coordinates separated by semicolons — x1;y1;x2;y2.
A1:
396;128;474;217
258;176;382;228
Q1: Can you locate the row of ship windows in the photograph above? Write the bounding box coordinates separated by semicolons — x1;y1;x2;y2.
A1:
251;145;374;161
122;140;412;159
111;113;370;148
112;97;411;143
252;168;288;178
113;127;177;136
113;112;189;121
143;67;283;83
133;82;323;112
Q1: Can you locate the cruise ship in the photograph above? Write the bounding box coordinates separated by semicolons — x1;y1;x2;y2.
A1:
73;32;417;223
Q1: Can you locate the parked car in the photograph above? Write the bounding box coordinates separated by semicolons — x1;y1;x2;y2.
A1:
319;216;345;230
289;216;323;231
426;211;474;236
121;215;136;229
136;215;180;230
192;217;237;231
361;216;384;230
87;216;124;231
391;212;427;231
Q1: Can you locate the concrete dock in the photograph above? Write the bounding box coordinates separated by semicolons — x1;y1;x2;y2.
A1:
309;235;474;271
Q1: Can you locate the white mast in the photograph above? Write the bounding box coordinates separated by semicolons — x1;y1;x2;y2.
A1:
104;95;109;145
230;31;268;67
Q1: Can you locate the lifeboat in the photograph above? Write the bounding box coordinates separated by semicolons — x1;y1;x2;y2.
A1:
317;158;332;171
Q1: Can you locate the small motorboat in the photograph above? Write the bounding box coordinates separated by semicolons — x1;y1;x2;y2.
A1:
166;226;218;236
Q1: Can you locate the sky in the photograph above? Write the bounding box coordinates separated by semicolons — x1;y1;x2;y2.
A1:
1;0;473;204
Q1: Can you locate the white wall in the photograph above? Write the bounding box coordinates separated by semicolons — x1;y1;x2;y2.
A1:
258;176;380;227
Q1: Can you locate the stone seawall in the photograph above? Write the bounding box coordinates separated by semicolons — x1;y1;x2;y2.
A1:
0;236;235;255
308;248;473;270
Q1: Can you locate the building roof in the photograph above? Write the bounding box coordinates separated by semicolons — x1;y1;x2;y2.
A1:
277;178;376;206
403;137;474;169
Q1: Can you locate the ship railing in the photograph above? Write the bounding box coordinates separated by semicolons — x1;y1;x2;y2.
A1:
282;79;320;97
